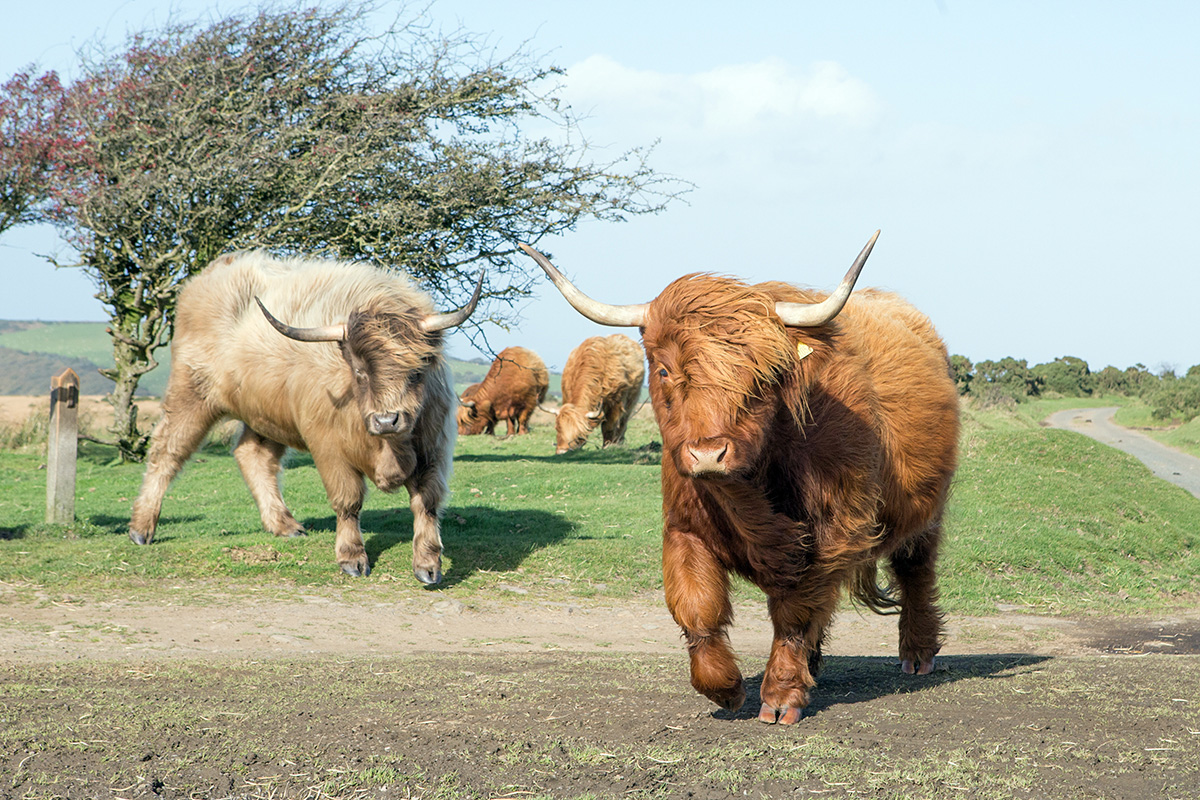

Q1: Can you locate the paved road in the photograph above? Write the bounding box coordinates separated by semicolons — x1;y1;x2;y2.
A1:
1045;406;1200;500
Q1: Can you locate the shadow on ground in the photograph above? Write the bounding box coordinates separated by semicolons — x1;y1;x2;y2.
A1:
714;653;1053;720
298;505;576;587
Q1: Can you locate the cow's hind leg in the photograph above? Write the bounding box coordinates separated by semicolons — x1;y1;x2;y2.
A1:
890;524;945;675
233;426;305;537
129;387;221;545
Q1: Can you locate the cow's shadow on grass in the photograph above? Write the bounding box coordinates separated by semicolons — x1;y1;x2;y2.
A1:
89;514;207;540
713;653;1053;720
0;525;29;540
300;505;576;587
455;441;662;467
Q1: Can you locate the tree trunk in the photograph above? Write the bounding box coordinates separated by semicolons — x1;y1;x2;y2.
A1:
105;361;150;462
99;315;164;463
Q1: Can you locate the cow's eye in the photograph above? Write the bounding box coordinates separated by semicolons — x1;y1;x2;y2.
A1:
407;370;422;386
658;367;668;379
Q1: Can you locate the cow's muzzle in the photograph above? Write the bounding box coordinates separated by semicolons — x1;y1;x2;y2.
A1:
683;438;731;477
368;411;409;436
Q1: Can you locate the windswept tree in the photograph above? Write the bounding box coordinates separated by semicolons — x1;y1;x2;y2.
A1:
35;3;681;460
0;69;68;235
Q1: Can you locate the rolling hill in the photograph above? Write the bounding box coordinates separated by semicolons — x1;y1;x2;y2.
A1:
0;321;562;399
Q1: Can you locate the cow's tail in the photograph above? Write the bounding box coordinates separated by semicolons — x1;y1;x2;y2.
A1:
849;562;901;616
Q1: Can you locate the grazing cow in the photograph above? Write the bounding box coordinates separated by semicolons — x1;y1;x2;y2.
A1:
550;334;645;454
457;346;549;436
128;251;482;583
521;233;959;724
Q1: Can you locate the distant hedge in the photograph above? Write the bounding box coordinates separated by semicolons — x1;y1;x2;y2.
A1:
952;353;1200;423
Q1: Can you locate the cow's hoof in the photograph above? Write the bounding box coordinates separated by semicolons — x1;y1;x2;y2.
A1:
340;560;371;578
414;567;442;586
129;530;150;546
704;681;746;712
758;704;804;725
901;657;936;675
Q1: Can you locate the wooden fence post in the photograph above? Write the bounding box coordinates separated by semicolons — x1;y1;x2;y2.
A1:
46;368;80;524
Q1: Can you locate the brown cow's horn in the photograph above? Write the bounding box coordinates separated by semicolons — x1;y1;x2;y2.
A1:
422;271;486;332
255;297;347;342
774;230;880;327
519;243;648;328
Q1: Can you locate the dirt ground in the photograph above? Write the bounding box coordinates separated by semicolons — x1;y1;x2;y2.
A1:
3;587;1200;799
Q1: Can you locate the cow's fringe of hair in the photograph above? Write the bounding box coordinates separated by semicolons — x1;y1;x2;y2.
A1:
848;562;901;616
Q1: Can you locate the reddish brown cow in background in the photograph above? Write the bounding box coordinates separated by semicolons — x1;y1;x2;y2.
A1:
457;346;549;436
521;233;959;724
551;334;645;454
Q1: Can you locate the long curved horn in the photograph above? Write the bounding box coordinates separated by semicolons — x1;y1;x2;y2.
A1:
538;404;560;417
256;297;346;342
774;230;880;327
519;244;647;328
422;270;486;332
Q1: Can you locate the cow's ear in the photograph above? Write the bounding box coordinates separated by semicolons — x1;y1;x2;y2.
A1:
785;331;829;410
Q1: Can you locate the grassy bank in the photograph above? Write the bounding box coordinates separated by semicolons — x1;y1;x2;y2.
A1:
2;399;1199;617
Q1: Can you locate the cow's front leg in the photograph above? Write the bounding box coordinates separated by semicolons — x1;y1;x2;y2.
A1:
405;468;447;586
314;454;370;577
663;527;744;711
759;580;841;725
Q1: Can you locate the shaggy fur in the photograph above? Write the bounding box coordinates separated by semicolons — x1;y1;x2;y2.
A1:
128;251;460;583
457;346;549;436
641;274;959;723
556;334;645;454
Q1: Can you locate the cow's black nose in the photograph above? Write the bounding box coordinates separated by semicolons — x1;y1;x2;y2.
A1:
369;411;401;434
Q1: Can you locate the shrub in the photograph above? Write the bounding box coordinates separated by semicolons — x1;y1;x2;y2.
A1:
1093;365;1132;395
1032;356;1093;397
972;357;1042;400
949;354;973;395
1146;371;1200;423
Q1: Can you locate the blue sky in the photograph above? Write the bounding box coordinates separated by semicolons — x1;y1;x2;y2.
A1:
2;1;1198;374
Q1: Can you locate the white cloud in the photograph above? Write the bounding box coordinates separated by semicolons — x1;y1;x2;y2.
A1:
562;55;881;140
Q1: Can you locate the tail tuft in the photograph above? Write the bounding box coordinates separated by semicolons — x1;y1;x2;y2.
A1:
850;562;901;616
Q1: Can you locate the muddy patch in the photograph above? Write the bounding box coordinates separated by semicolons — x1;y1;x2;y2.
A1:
1085;616;1200;655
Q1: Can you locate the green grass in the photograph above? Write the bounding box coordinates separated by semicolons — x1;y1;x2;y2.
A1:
0;417;666;605
2;403;1199;616
947;403;1200;614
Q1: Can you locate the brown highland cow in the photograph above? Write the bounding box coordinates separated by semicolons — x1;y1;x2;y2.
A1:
551;334;645;454
522;233;959;724
457;346;549;436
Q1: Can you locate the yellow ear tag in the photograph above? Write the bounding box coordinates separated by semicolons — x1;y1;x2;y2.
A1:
796;342;814;360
